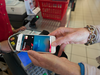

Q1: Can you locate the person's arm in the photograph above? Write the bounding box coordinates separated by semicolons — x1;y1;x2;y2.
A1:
11;26;26;33
49;25;100;56
28;50;81;75
28;50;100;75
0;40;11;53
49;27;90;56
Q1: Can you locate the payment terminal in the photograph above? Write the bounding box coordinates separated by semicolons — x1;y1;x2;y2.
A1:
17;52;49;75
7;31;51;75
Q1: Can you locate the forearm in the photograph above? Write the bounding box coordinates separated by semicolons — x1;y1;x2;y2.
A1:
82;62;100;75
56;60;81;75
0;40;11;53
11;25;17;33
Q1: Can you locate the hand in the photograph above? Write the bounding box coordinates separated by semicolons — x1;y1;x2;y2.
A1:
13;26;26;33
0;40;11;53
28;50;81;75
49;27;89;56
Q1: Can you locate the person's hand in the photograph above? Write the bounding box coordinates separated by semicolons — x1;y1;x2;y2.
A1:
13;26;26;33
0;40;11;53
28;50;81;75
49;27;89;56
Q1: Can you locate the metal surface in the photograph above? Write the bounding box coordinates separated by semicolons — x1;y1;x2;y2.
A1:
25;4;71;32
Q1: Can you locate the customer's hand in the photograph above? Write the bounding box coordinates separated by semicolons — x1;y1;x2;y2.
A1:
49;27;89;56
13;26;26;33
28;50;81;75
0;40;11;53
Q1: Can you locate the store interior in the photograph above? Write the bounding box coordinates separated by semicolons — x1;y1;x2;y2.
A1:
0;0;100;75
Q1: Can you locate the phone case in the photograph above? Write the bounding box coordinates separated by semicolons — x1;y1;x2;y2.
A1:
8;31;48;52
8;30;56;53
8;32;20;52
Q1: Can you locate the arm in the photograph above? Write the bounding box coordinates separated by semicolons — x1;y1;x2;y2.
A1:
0;26;26;53
49;25;100;56
49;27;90;56
28;50;81;75
12;26;26;33
28;50;100;75
0;40;11;53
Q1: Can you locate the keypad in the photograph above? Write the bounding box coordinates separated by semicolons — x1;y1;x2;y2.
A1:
27;64;48;75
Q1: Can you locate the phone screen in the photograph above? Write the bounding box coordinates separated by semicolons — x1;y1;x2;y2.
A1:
20;35;51;52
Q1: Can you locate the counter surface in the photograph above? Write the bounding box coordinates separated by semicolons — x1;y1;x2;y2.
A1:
25;3;71;32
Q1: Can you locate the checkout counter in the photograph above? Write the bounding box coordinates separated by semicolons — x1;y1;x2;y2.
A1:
25;3;72;33
3;0;74;75
25;3;71;32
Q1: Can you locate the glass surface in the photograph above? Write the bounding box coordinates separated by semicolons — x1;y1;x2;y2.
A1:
17;52;32;67
21;35;50;52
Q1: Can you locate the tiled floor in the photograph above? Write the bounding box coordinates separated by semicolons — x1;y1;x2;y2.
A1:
64;0;100;67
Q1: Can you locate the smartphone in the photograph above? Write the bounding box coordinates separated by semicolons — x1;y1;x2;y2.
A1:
16;34;56;53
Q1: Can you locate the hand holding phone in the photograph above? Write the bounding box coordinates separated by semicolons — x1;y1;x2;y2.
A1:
16;34;56;53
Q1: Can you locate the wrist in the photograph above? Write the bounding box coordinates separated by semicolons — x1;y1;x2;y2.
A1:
12;29;18;33
71;64;81;75
84;27;90;43
84;25;97;46
60;63;81;75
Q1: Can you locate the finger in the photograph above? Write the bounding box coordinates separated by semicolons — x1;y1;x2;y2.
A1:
19;26;26;29
49;27;66;36
21;26;26;28
51;32;75;46
28;51;49;68
56;36;63;40
28;50;42;60
28;50;50;64
69;41;75;44
21;28;26;31
28;50;47;67
58;43;67;57
28;54;41;66
22;27;26;29
28;50;57;69
48;29;60;36
49;27;75;35
51;36;68;46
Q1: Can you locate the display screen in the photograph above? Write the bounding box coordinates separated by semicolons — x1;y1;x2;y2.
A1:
20;35;51;52
17;52;32;67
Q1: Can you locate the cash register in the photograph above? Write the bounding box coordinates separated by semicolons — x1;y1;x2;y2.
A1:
5;0;27;29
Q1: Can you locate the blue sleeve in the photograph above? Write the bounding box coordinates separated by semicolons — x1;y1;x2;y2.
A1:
78;63;85;75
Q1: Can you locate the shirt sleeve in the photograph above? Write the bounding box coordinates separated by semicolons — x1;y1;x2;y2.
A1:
82;62;100;75
95;25;100;43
